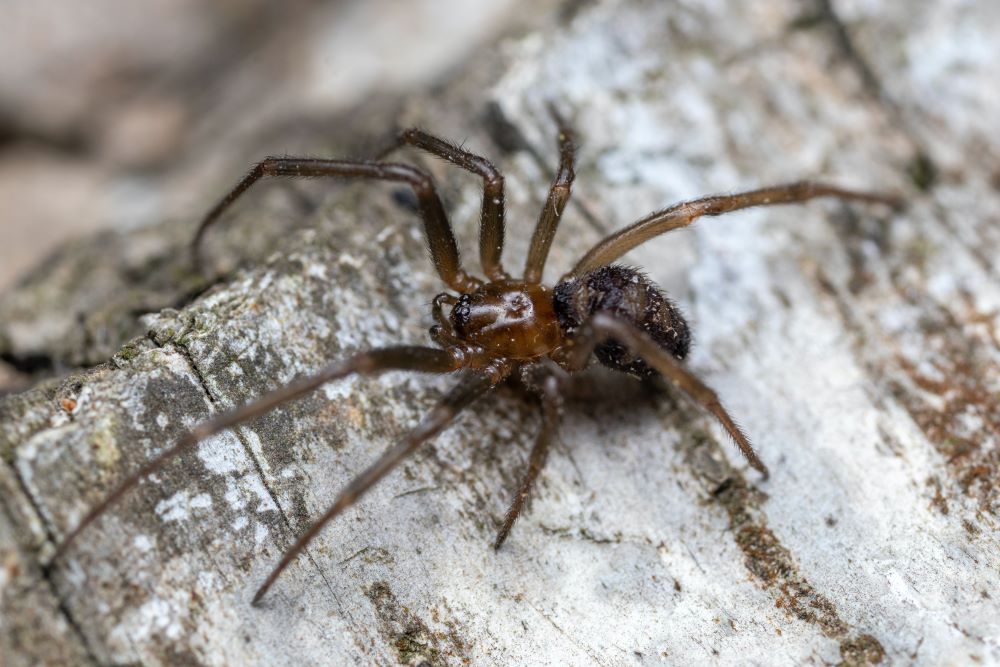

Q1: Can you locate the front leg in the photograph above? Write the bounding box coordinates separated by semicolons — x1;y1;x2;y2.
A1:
524;105;577;283
191;157;480;292
380;129;509;280
52;345;469;563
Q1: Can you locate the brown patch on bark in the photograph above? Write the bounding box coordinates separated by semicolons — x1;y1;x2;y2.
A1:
365;581;471;666
815;221;999;516
679;428;885;663
839;633;887;667
889;299;1000;514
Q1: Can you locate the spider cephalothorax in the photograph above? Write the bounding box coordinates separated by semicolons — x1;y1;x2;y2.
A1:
53;109;899;605
447;281;562;360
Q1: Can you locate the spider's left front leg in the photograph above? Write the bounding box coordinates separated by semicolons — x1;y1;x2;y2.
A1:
563;312;769;476
52;346;468;563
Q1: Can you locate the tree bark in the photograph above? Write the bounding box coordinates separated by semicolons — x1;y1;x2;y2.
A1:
2;0;998;665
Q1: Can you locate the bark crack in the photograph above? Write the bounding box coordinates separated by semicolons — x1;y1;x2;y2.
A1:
810;0;887;104
167;338;346;607
813;0;999;280
2;463;102;665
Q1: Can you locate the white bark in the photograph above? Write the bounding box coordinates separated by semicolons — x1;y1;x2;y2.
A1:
2;0;999;665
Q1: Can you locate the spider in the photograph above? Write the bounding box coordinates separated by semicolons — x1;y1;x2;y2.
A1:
53;108;899;605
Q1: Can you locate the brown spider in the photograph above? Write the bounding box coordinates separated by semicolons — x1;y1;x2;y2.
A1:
53;109;899;605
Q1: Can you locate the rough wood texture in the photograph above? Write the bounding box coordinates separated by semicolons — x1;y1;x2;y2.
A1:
3;0;999;664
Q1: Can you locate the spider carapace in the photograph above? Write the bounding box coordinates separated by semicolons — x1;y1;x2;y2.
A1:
53;108;900;605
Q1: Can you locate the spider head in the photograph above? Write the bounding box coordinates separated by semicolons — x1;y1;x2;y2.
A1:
449;280;563;360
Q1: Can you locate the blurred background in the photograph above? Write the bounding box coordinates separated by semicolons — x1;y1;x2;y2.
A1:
0;0;560;291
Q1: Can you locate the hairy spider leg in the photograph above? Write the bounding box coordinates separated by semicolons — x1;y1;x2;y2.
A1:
524;106;576;283
565;312;769;476
380;129;508;280
252;366;506;605
190;158;481;292
569;181;903;277
494;370;562;549
52;346;465;563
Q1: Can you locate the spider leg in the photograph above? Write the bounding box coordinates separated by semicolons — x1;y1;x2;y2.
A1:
252;365;506;605
494;371;561;549
191;157;480;292
566;312;769;476
524;105;576;283
568;181;903;277
52;346;466;563
380;129;508;280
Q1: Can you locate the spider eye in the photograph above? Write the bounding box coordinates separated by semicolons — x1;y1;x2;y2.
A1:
450;294;474;334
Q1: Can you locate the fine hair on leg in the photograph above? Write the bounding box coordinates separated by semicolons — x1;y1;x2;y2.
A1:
524;105;577;283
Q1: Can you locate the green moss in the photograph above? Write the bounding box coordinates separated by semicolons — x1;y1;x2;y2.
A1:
113;338;152;368
394;627;442;666
156;327;177;345
906;151;937;192
787;12;826;31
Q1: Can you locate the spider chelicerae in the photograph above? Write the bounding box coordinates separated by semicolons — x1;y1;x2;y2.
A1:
54;109;899;604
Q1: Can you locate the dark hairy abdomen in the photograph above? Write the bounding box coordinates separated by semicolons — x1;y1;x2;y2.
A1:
553;264;691;377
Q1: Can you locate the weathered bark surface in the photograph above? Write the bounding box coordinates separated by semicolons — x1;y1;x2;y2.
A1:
2;0;999;665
